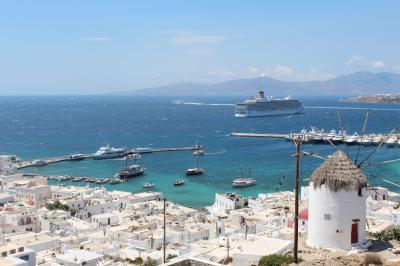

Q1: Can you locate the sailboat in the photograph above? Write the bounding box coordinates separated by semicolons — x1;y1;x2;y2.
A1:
232;167;256;187
186;154;204;176
117;153;145;179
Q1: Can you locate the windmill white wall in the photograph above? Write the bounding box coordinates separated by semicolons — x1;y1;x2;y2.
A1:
307;183;366;250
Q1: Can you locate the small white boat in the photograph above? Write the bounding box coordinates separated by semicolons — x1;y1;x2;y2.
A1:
232;178;256;187
109;178;124;184
193;149;205;156
174;179;185;186
143;183;154;189
33;160;47;167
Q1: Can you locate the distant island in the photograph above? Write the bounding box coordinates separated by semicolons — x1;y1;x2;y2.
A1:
113;71;400;96
339;93;400;103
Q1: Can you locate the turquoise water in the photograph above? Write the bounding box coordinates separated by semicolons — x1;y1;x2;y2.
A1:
0;96;400;207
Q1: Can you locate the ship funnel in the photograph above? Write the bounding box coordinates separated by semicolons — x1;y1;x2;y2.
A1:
258;90;265;99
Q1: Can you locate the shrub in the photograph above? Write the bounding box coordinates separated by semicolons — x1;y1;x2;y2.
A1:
258;254;298;266
143;258;158;266
363;253;383;265
368;228;400;241
167;254;177;261
133;257;143;265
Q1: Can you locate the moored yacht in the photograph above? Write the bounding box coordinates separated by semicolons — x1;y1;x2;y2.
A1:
343;133;359;146
372;135;383;146
93;145;127;160
323;129;336;143
357;136;373;146
232;178;256;187
386;137;398;147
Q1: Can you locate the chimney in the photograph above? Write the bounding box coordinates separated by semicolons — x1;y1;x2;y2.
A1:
258;90;265;99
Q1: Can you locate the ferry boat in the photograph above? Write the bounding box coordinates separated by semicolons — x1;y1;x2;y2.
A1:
235;90;303;117
174;179;185;186
71;177;83;182
232;178;256;187
118;165;145;179
93;145;127;160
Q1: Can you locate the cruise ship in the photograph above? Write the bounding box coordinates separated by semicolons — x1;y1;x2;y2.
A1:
235;90;303;117
93;145;128;160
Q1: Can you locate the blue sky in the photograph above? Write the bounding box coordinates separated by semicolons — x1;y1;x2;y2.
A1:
0;1;399;94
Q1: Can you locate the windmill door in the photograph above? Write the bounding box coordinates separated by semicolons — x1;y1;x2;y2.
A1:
351;222;358;244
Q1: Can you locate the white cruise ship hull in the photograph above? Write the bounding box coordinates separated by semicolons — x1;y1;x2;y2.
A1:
235;107;303;117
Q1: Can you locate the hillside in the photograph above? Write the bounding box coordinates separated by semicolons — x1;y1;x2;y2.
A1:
118;71;400;96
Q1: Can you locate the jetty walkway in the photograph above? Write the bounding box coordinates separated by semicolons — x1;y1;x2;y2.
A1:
17;145;201;169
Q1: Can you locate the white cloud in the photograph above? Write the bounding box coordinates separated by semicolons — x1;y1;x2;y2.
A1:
208;69;235;77
346;56;386;69
246;65;333;81
247;66;260;74
80;37;112;42
274;65;295;77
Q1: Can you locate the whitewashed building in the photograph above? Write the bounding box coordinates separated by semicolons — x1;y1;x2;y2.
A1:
307;150;368;251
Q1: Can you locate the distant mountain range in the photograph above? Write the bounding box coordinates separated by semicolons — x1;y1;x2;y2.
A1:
118;71;400;96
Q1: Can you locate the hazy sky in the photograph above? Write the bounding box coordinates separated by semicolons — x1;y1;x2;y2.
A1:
1;1;399;95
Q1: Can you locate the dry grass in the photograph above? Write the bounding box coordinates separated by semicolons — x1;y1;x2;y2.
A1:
310;150;367;192
363;253;383;265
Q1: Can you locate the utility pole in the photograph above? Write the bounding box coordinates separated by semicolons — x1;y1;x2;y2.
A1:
293;137;301;263
226;237;230;263
163;197;166;263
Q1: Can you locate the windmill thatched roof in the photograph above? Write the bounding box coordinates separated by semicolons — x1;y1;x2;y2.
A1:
310;150;367;192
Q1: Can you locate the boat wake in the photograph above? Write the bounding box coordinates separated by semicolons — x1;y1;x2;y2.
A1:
378;158;400;164
181;102;235;106
205;150;227;155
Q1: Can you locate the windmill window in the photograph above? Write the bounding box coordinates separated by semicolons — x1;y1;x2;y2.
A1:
358;187;363;197
324;214;331;220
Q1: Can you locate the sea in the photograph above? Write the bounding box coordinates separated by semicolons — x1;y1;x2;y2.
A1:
1;96;400;208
